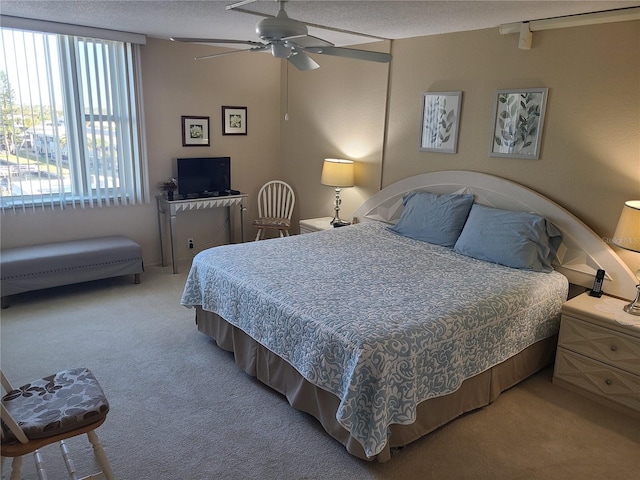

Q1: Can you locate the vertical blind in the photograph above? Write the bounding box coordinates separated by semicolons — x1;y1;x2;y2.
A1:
0;27;148;211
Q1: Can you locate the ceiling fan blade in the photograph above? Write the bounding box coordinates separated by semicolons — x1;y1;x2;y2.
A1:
284;34;334;48
171;37;265;47
195;45;269;61
305;46;392;63
288;52;320;71
226;0;258;10
195;50;249;61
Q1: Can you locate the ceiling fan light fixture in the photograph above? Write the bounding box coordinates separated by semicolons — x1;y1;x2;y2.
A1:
271;42;291;59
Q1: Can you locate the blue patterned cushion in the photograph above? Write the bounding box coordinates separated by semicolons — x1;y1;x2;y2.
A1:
1;368;109;443
252;217;291;228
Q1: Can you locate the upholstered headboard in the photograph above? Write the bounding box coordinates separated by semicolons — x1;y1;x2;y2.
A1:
352;171;637;300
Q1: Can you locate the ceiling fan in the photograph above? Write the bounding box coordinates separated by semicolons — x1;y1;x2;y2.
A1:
170;0;392;71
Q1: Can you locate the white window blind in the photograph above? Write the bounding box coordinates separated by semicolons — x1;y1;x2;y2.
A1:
0;26;148;211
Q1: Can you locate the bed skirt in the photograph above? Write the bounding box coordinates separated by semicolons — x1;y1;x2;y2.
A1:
195;306;557;462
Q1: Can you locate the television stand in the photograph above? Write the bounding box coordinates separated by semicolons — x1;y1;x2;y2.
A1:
176;189;242;200
156;193;248;273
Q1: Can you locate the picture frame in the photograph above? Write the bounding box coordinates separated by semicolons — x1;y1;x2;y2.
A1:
419;91;462;154
489;88;548;159
181;115;210;147
222;106;247;136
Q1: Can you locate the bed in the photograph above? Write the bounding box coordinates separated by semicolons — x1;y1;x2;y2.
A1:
180;171;636;462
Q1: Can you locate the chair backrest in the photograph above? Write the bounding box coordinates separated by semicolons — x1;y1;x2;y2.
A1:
1;369;13;392
256;180;295;220
1;370;29;443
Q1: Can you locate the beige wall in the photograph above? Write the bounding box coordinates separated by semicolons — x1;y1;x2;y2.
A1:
283;21;639;272
279;41;391;226
382;22;639;236
2;21;638;271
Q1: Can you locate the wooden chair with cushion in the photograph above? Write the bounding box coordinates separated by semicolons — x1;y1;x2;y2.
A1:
253;180;296;241
1;367;115;480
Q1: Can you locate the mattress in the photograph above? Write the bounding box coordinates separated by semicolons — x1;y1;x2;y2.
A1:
181;222;568;457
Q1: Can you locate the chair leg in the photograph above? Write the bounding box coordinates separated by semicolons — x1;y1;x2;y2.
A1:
33;449;48;480
60;440;78;479
87;430;115;480
255;229;262;241
9;456;22;480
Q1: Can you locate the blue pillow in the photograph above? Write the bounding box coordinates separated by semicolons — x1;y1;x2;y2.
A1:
388;191;474;247
453;204;562;272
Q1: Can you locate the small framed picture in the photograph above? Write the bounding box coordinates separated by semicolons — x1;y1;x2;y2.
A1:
420;91;462;154
181;115;210;146
489;88;548;159
222;106;247;136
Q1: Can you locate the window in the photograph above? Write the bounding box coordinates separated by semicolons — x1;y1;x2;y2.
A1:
0;25;148;211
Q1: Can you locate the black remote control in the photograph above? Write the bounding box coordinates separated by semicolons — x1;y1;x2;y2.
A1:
589;269;605;297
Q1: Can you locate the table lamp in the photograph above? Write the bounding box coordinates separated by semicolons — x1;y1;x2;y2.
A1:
320;158;354;226
612;200;640;315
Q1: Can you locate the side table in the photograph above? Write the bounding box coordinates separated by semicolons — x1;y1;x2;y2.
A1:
299;217;334;234
553;292;640;419
156;194;247;273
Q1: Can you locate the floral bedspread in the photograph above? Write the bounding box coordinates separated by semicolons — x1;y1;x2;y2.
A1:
181;222;568;457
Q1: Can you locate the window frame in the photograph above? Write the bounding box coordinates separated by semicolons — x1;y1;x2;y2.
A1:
0;19;148;211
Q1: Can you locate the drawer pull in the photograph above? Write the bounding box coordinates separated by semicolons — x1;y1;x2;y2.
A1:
610;345;618;352
605;379;613;386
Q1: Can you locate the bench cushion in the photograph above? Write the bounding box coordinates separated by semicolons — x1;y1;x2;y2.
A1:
1;236;143;296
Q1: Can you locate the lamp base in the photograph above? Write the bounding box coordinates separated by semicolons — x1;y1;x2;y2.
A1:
330;187;346;226
331;220;351;228
623;284;640;316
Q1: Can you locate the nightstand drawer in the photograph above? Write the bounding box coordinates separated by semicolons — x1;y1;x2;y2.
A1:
559;315;640;376
554;349;640;414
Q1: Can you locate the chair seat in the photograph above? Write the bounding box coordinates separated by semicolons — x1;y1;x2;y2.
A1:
252;217;291;229
1;367;109;444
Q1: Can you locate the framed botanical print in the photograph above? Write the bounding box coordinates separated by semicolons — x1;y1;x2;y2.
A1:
222;106;247;136
489;88;548;159
181;115;210;146
420;91;462;154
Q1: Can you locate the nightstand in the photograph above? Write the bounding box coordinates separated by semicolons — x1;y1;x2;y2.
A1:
553;292;640;419
299;217;334;234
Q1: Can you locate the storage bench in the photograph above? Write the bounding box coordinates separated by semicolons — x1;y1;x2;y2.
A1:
1;236;143;308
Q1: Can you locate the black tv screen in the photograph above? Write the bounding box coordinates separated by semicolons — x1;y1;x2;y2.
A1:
177;157;230;197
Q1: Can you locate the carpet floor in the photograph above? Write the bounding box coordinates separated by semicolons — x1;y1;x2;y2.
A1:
1;265;639;479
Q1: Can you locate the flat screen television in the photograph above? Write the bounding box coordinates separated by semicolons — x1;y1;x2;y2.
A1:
177;157;231;197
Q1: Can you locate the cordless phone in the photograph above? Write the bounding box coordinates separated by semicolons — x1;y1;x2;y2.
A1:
589;269;605;298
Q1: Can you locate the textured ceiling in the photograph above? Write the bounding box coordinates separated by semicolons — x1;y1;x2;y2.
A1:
1;0;639;47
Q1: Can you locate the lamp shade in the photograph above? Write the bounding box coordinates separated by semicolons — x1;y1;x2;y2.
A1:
613;200;640;253
320;158;354;187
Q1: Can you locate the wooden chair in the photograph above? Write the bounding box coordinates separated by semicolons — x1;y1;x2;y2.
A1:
1;368;115;480
253;180;296;240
